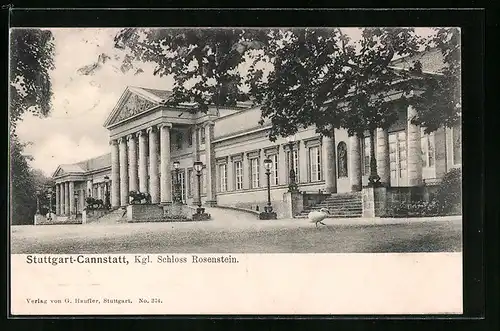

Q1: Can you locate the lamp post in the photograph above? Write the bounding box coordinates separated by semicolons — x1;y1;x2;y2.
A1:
173;161;181;204
47;188;53;214
259;157;277;220
286;135;298;192
35;190;41;214
193;161;210;221
74;190;79;215
104;175;110;209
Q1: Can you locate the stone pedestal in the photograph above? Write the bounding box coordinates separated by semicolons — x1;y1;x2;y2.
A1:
362;186;388;218
283;191;304;218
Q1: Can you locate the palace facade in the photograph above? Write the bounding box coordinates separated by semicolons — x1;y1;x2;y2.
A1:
52;49;462;218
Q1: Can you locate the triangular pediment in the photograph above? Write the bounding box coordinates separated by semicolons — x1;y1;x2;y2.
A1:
52;167;65;178
104;87;161;127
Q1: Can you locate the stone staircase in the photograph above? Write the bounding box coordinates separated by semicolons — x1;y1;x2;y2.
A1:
87;208;128;224
296;192;363;218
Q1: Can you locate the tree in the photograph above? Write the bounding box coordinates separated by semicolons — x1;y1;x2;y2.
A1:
410;27;461;133
335;28;422;185
10;136;37;225
113;28;268;113
9;29;55;224
9;29;55;133
249;28;422;186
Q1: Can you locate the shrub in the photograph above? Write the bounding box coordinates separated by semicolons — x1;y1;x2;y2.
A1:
391;168;462;217
434;168;462;214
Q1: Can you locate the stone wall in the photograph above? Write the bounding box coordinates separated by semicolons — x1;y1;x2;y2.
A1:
82;209;108;224
34;214;82;225
126;203;204;222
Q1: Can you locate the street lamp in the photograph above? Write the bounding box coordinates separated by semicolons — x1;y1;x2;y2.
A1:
173;161;181;204
285;135;298;192
193;161;204;213
35;190;41;215
259;157;277;220
74;190;79;215
104;175;110;209
192;161;210;221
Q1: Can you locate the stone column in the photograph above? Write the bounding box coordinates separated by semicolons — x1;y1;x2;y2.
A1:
278;144;287;186
137;130;148;193
55;184;60;215
110;139;120;208
407;105;423;186
349;134;363;191
148;126;160;204
204;121;217;206
323;134;338;194
60;182;65;216
192;125;200;205
69;181;75;215
376;128;391;186
118;137;129;206
127;134;139;192
159;123;172;203
64;182;70;215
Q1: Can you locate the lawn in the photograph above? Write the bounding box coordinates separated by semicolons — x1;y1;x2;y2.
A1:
11;219;462;254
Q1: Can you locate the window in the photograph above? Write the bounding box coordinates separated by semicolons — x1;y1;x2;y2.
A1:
171;170;186;202
452;125;461;165
286;149;299;182
269;154;279;186
337;141;348;178
219;164;227;192
187;128;193;146
175;132;183;150
200;127;206;144
421;129;435;168
250;158;260;188
309;146;322;182
234;161;243;190
363;136;371;175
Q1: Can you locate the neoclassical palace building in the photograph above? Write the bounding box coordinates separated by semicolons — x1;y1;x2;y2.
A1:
52;49;461;218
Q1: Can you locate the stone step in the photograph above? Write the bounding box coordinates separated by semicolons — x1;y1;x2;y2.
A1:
296;214;362;219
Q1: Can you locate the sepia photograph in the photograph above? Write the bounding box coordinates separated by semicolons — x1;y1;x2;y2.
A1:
8;23;464;315
10;26;462;254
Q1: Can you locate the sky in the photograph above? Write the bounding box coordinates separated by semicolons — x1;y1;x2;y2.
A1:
15;27;435;177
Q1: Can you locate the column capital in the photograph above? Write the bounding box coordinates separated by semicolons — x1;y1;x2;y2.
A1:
117;136;127;144
204;121;216;128
157;123;173;130
146;126;157;134
136;129;147;137
109;139;119;146
126;134;136;141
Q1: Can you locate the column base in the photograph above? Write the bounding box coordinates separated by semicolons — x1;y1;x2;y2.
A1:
351;184;362;192
259;210;277;220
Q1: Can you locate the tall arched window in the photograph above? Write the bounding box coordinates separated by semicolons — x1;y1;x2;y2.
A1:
337;141;348;178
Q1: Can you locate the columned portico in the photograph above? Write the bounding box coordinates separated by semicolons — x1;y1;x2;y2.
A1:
204;121;217;206
376;128;391;186
110;140;120;207
69;181;75;215
137;130;148;193
159;123;172;204
127;134;139;192
118;137;129;206
148;126;160;203
61;183;66;215
323;134;337;194
407;105;423;186
349;134;363;192
55;184;60;215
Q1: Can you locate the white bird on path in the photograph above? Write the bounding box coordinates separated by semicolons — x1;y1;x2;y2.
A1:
308;208;331;228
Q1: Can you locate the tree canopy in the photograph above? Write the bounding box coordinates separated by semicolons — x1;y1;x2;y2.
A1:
10;29;55;133
113;27;460;140
114;28;268;112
